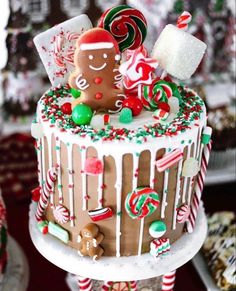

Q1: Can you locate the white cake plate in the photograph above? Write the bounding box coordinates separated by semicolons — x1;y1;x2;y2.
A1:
1;236;29;291
29;202;207;281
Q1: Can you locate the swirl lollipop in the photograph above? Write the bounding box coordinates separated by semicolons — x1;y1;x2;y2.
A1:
98;5;147;52
125;187;159;219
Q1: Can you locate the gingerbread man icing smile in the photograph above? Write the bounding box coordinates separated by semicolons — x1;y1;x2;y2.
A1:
69;28;124;113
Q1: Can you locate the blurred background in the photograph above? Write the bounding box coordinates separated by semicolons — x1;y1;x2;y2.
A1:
0;0;235;290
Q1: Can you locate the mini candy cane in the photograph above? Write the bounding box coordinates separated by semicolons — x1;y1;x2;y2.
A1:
77;276;93;291
155;149;183;172
162;270;176;291
54;35;63;54
186;141;212;233
176;204;190;223
35;167;58;221
177;11;192;31
53;205;70;224
125;187;160;219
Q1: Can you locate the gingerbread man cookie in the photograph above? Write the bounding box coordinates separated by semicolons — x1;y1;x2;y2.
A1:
69;28;124;113
77;223;104;261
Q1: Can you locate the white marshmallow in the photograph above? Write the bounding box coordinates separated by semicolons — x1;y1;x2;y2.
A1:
151;24;207;80
34;14;92;86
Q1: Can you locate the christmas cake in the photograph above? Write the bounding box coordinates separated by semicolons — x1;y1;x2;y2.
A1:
31;5;211;260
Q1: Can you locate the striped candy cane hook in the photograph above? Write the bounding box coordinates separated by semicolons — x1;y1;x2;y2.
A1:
35;166;58;221
162;270;176;291
186;141;212;233
77;276;93;291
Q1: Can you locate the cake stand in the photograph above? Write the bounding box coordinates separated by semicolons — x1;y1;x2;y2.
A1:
1;236;29;291
29;201;207;282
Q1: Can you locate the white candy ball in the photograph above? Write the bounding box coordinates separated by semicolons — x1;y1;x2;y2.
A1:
182;157;199;177
90;115;104;130
31;122;44;139
168;96;180;113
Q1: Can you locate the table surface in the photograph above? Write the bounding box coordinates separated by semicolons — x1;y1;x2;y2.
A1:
4;182;236;291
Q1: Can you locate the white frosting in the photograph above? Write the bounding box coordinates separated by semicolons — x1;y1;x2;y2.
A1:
55;138;63;203
67;143;75;227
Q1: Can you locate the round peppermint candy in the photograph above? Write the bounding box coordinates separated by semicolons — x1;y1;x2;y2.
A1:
53;205;70;224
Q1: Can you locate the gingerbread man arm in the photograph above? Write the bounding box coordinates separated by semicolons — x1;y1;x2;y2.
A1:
69;69;90;91
94;233;104;245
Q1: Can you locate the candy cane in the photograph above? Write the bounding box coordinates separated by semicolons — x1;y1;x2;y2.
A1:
77;276;93;291
177;11;192;31
155;149;183;172
162;270;176;291
186;141;212;233
54;35;63;54
35;167;58;221
66;32;80;41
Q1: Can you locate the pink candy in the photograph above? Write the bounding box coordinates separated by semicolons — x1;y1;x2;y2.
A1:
84;157;103;175
155;149;183;172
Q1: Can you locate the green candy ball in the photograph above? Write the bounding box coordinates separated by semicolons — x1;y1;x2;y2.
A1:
72;104;93;125
71;88;81;98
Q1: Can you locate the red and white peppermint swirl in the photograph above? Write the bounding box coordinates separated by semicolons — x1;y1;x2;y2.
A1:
35;167;58;221
53;205;70;224
176;204;190;223
177;11;192;31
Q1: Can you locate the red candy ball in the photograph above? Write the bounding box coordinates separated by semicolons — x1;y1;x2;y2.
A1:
122;96;143;116
61;102;72;115
158;102;170;113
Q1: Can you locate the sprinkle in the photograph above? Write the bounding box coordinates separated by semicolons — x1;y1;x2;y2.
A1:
39;85;204;144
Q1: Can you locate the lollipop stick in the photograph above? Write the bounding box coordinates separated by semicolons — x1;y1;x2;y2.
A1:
138;84;142;99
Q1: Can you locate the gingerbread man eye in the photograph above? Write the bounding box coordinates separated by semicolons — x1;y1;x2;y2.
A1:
89;55;93;60
103;53;108;59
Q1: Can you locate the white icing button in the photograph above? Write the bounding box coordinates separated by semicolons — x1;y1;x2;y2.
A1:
89;55;93;60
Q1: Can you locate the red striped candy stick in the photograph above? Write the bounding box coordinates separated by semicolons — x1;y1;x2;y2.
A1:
102;281;113;290
130;281;138;290
77;277;93;291
35;167;58;221
177;11;192;31
155;149;183;172
162;270;176;291
186;141;212;233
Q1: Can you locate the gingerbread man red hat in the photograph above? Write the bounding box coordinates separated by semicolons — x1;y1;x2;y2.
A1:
76;28;120;54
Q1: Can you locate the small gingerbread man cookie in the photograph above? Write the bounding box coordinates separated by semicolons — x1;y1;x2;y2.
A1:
69;28;125;113
77;223;104;261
